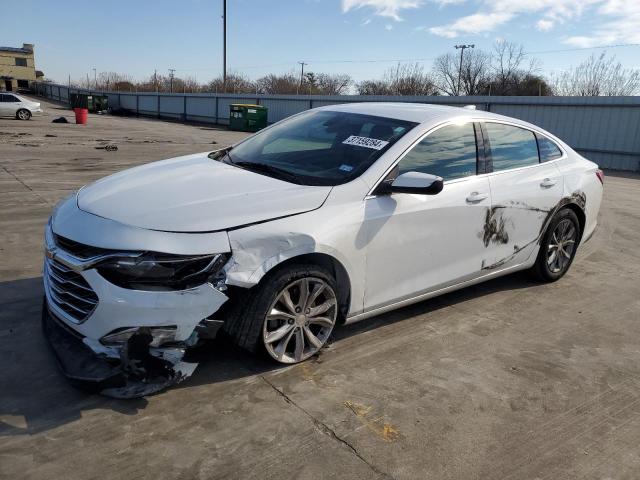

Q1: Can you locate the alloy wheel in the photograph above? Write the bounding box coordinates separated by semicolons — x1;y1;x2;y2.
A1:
18;109;31;120
262;277;337;364
547;218;577;273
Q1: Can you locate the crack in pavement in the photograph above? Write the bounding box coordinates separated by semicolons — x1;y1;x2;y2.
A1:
1;164;52;206
260;376;394;480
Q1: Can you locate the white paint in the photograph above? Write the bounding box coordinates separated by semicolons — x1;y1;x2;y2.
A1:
45;103;603;369
77;152;331;232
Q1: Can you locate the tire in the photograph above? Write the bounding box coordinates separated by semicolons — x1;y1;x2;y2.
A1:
530;208;581;282
223;264;339;364
16;109;31;120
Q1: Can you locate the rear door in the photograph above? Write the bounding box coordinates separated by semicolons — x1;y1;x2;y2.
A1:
480;121;563;270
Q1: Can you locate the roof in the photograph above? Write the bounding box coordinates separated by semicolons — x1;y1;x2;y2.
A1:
0;46;32;54
318;101;529;127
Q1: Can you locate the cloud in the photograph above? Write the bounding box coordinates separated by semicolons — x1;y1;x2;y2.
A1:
341;0;422;21
426;0;640;41
385;24;394;30
564;1;640;46
536;19;554;31
428;11;514;37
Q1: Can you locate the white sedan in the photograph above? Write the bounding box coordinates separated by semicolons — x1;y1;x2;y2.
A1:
42;103;603;397
0;92;42;120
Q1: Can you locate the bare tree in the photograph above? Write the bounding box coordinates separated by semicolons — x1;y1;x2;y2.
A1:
256;72;299;94
433;49;490;95
356;79;392;95
93;72;134;91
552;53;640;96
487;41;539;95
378;63;438;95
315;73;352;95
206;72;255;93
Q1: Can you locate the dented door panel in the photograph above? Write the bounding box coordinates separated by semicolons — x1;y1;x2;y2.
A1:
483;162;564;270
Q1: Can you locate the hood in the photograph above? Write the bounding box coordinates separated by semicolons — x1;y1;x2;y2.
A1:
77;152;331;232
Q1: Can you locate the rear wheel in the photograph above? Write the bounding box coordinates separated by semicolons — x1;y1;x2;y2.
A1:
530;208;580;282
16;109;31;120
224;264;339;364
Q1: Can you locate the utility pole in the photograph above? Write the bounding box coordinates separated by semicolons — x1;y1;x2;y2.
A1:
92;68;97;89
454;44;474;96
297;61;307;95
86;73;90;90
154;69;158;92
168;68;175;93
222;0;227;91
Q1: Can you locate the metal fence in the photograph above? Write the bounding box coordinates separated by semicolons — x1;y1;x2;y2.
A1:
34;82;640;172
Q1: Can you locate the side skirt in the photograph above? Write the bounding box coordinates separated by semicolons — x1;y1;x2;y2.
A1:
344;261;532;325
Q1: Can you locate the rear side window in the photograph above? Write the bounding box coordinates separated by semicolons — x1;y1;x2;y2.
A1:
484;123;539;171
398;123;477;181
536;134;563;162
2;95;19;102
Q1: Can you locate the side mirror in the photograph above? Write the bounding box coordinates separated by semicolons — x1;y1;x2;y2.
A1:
386;171;444;195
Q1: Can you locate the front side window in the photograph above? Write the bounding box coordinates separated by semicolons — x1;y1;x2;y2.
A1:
484;123;539;171
15;58;27;67
397;123;477;181
536;134;563;162
220;110;417;186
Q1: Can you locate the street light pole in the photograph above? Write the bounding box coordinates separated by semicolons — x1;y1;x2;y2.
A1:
168;68;175;93
454;44;474;96
92;68;97;89
297;61;307;95
222;0;227;91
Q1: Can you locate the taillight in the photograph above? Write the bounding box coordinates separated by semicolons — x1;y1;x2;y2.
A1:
596;169;604;185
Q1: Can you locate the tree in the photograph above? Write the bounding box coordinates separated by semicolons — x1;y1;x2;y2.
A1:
206;72;255;93
356;80;392;95
301;72;353;95
487;41;539;95
433;49;490;96
357;63;438;96
256;72;299;94
552;53;640;96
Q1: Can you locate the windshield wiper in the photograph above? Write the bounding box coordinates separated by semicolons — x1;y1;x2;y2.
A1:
232;161;302;184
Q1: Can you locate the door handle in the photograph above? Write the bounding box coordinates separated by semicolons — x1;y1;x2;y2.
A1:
466;192;488;203
540;178;557;188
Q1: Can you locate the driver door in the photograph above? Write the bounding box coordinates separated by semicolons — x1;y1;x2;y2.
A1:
362;122;491;311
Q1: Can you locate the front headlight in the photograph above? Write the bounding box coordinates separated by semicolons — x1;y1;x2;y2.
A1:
97;252;229;291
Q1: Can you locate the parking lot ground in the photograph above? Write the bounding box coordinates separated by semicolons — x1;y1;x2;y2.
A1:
1;97;640;480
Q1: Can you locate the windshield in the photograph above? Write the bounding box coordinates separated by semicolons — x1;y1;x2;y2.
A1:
220;110;417;186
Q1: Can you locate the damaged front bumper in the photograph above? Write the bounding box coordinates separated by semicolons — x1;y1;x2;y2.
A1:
42;261;229;398
42;300;226;398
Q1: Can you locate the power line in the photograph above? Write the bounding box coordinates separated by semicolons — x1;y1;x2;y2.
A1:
145;42;640;77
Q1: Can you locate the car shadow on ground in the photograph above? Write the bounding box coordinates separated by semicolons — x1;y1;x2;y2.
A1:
0;271;538;436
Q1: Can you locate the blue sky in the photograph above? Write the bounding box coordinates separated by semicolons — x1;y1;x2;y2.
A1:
3;0;639;84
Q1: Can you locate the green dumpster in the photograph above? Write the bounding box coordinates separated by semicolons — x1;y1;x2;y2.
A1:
229;104;268;132
69;93;109;113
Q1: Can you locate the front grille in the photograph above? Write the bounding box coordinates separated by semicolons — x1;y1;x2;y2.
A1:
45;257;99;323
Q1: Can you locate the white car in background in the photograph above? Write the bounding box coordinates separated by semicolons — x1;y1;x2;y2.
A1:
42;103;603;397
0;92;42;120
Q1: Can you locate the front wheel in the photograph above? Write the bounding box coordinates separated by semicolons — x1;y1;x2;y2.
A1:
224;264;339;364
530;208;580;282
16;109;31;120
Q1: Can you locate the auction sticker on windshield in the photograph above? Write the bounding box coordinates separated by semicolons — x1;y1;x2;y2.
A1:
342;135;389;150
